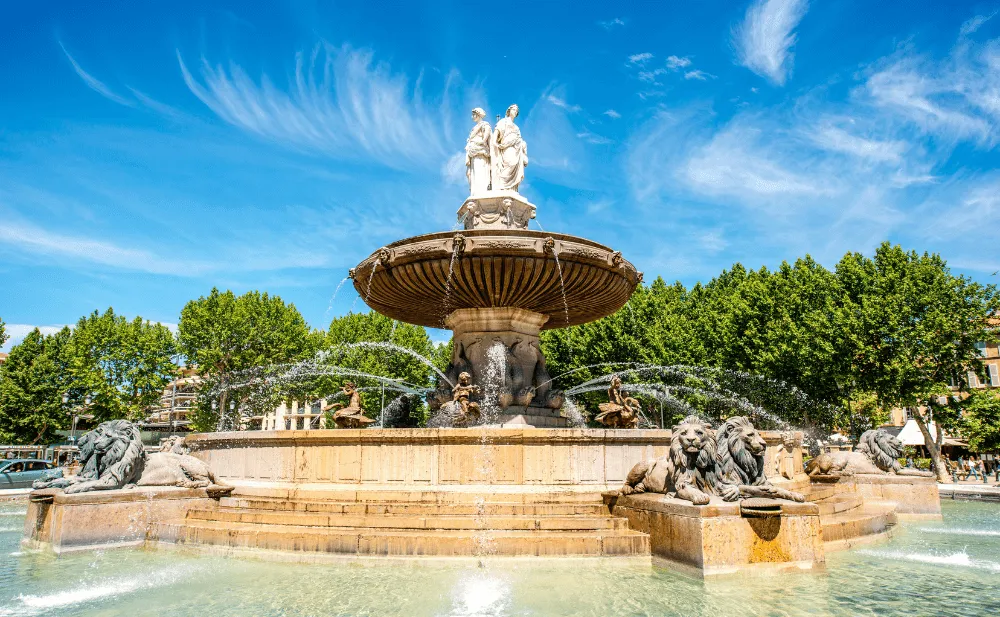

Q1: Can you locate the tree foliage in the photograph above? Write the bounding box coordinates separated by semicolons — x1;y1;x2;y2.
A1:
69;309;178;422
0;328;70;443
0;317;7;349
960;390;1000;453
320;311;439;426
178;289;313;430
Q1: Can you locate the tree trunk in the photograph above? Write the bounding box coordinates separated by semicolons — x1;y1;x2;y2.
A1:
913;407;950;483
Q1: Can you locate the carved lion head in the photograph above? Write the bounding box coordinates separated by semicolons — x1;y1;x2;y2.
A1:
715;416;767;486
670;415;717;470
857;429;902;472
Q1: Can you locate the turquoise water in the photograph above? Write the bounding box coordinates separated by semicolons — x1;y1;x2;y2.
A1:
2;500;998;616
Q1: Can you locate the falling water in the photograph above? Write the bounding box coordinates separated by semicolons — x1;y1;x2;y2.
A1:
389;320;398;341
550;251;571;327
561;399;587;428
364;261;379;304
470;341;508;563
442;249;459;318
324;277;350;319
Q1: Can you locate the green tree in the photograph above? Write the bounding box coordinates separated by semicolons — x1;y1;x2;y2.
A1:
0;329;71;443
837;243;1000;481
0;317;7;349
178;289;312;430
69;309;178;422
960;390;1000;453
321;311;437;426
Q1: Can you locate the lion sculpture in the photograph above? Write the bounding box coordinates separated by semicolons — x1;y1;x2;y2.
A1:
716;416;805;502
806;428;933;477
619;415;722;505
33;420;145;493
138;435;220;489
34;421;224;494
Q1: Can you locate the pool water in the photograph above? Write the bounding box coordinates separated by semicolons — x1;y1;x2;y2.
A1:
2;500;998;616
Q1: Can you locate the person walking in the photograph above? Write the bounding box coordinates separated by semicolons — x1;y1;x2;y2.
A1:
965;457;983;482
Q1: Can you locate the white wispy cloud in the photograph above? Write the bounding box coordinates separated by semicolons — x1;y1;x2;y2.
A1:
576;130;612;145
628;52;654;65
545;94;582;112
684;70;714;81
960;12;997;36
666;55;692;70
177;44;468;168
0;218;208;275
862;45;1000;146
603;109;621;119
58;41;134;106
599;18;626;30
1;325;69;352
733;0;809;86
807;124;906;162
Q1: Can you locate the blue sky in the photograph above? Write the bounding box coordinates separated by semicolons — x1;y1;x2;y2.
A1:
3;0;1000;350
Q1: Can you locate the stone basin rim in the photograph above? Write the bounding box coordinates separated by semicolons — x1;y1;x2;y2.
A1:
351;229;642;329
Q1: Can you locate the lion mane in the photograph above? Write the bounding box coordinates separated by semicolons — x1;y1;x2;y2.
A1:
715;416;765;487
806;428;932;477
35;420;146;493
620;415;721;505
855;429;901;473
716;416;804;502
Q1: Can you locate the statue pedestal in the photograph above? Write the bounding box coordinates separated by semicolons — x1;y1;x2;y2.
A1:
431;307;566;427
605;493;825;577
458;191;536;230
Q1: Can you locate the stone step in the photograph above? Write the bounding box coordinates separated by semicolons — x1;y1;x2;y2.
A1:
228;486;608;505
187;507;628;531
152;519;651;557
820;505;897;545
219;497;610;517
816;493;864;516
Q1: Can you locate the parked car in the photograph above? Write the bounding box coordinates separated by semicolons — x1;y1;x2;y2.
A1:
0;459;62;489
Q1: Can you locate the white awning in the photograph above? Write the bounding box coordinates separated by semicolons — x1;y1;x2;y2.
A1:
896;419;938;446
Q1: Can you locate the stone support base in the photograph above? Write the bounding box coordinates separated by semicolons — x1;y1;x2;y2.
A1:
433;307;565;425
22;487;219;553
606;493;825;577
851;474;942;518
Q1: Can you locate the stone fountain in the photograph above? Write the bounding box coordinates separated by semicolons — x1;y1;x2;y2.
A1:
20;103;941;577
350;105;641;427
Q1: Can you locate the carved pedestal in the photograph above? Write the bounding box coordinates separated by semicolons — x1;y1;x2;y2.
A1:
428;307;567;427
457;191;537;230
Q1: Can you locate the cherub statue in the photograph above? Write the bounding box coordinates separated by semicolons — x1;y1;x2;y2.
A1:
331;382;375;428
594;375;640;428
451;371;481;427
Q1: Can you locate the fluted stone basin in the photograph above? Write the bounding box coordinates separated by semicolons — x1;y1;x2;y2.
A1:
351;230;642;329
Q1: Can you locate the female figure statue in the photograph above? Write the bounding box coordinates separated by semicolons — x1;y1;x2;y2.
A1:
490;104;528;192
465;107;492;195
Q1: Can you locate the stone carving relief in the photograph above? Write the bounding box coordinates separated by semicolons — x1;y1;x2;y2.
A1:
594;375;640;429
715;417;805;502
806;428;934;477
465;107;492;195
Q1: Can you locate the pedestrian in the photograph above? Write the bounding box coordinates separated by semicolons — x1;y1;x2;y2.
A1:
965;457;983;482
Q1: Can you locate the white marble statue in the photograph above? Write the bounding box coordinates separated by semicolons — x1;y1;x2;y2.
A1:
490;104;528;192
465;107;492;195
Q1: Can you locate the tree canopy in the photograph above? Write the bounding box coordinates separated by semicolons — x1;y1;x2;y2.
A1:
69;309;178;422
0;328;70;443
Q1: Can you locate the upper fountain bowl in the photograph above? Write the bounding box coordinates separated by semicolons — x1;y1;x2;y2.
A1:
351;229;642;329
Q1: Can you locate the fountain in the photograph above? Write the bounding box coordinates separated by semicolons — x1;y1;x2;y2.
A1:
19;103;942;578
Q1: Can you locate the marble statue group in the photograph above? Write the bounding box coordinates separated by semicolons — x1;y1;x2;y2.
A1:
465;104;529;195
